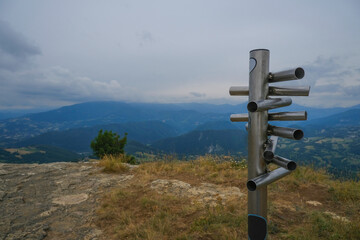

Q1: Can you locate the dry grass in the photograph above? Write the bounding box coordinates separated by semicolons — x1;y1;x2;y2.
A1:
97;154;130;173
135;155;247;186
96;155;360;240
97;186;248;239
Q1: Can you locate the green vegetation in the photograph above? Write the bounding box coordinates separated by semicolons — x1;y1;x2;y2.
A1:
277;126;360;179
96;156;360;239
90;130;128;158
0;145;80;163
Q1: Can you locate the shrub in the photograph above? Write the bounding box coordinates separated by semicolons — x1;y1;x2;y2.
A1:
90;129;128;158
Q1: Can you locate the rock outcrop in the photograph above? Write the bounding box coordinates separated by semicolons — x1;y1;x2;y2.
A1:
0;162;133;240
150;179;244;206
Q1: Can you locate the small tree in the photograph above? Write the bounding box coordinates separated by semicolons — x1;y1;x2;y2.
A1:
90;129;128;158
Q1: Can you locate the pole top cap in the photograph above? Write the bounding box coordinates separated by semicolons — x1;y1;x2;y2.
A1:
250;49;269;53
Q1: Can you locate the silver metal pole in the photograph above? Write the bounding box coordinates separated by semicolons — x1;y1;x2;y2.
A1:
248;49;269;239
229;49;309;239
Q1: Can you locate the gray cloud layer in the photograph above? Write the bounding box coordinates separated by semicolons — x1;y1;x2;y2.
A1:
0;0;359;109
0;20;41;71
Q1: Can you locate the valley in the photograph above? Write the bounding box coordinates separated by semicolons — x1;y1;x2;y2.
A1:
0;101;359;179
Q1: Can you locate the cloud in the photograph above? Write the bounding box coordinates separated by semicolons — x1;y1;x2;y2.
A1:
137;30;154;47
189;92;206;98
0;20;41;71
293;56;360;107
0;66;142;109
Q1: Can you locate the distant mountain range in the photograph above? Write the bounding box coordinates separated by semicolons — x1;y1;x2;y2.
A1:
0;101;358;142
152;129;248;156
0;101;359;178
15;121;176;153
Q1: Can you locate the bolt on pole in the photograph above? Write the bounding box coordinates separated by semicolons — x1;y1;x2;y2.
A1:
229;49;310;240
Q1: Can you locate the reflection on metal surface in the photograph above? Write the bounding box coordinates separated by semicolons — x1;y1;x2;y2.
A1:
268;111;307;121
249;58;257;73
269;86;310;96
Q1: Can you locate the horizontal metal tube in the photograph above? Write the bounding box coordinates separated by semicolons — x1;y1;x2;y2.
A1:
268;111;307;121
230;113;248;122
229;86;249;96
247;97;292;112
269;86;310;96
247;167;291;191
272;155;297;171
263;136;278;161
268;125;304;140
268;67;305;83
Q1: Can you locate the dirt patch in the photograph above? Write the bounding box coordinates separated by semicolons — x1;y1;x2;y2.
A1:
150;179;244;206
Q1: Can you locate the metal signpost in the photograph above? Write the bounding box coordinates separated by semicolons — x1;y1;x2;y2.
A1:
229;49;310;239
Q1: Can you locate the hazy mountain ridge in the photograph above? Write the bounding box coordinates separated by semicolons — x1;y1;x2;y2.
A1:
15;121;176;153
0;101;357;142
0;101;359;179
151;129;247;155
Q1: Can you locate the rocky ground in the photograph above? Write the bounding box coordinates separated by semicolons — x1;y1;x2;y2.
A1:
0;162;134;240
2;160;353;240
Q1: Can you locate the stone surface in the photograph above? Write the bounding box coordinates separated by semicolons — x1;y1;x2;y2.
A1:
306;200;323;207
0;162;134;240
151;179;244;206
324;211;350;223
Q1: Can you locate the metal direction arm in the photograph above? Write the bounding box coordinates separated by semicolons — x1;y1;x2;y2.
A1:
247;167;291;191
231;111;307;122
230;113;248;122
268;125;304;140
247;97;292;112
263;136;278;160
268;111;307;121
271;155;297;171
269;86;310;96
229;86;249;96
268;67;305;83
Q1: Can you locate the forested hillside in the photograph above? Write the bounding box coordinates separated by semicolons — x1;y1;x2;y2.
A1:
0;101;358;179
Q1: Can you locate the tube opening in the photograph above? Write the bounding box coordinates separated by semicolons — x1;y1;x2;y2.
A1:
293;129;304;140
247;180;257;191
264;151;274;160
295;68;305;79
287;161;297;171
247;102;258;112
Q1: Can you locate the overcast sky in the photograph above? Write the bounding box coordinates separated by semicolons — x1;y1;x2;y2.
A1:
0;0;359;110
